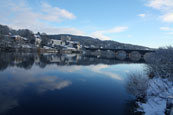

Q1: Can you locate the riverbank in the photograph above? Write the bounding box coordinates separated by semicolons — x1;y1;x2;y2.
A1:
133;47;173;115
137;77;173;115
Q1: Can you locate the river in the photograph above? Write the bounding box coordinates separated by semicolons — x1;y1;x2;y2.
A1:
0;53;148;115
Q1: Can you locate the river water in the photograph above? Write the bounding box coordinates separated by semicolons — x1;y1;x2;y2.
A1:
0;53;147;115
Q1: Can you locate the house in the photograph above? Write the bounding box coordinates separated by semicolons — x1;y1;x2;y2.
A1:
51;39;62;47
34;34;42;47
51;39;66;48
34;34;41;38
48;36;81;50
11;35;21;41
67;41;81;50
35;38;41;47
11;35;29;43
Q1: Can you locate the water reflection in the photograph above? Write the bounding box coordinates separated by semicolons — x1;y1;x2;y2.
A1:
0;73;71;114
0;53;147;115
0;52;145;71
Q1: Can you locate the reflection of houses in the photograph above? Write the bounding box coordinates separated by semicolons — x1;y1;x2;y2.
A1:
13;57;23;64
43;54;78;64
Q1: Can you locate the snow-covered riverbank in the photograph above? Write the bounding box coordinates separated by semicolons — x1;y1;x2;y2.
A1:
137;77;173;115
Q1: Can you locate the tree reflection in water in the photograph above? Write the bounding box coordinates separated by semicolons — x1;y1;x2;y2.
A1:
0;52;146;71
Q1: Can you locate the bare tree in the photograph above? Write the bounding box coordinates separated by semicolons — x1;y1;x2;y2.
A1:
147;46;173;80
126;73;149;98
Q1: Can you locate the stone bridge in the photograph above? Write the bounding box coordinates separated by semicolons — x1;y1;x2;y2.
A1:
84;48;155;61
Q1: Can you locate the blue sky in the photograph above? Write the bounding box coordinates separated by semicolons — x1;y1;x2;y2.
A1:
0;0;173;48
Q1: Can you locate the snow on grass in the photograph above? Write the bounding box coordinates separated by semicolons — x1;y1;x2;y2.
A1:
138;77;173;115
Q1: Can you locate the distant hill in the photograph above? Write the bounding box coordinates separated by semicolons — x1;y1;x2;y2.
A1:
46;34;151;50
0;24;151;50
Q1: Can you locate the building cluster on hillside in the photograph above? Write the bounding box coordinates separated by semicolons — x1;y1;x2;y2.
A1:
1;33;81;51
47;35;81;51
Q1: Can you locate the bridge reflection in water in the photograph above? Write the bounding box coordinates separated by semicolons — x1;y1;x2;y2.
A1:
0;52;153;71
84;48;155;62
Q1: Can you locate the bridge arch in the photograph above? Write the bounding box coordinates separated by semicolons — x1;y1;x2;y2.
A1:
128;51;141;61
143;52;154;62
115;50;127;60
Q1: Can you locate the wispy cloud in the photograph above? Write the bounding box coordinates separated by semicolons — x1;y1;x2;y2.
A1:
160;27;173;31
127;35;133;38
40;2;76;22
138;13;146;18
100;26;128;33
91;32;110;40
147;0;173;10
146;0;173;23
160;26;173;35
91;26;128;40
161;13;173;23
166;32;173;35
37;27;84;35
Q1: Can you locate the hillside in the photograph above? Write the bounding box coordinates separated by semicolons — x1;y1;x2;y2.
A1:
46;34;150;50
0;24;150;50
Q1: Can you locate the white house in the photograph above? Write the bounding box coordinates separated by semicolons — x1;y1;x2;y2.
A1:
34;34;42;47
35;38;41;47
11;35;29;43
51;39;62;47
50;39;67;48
67;41;81;50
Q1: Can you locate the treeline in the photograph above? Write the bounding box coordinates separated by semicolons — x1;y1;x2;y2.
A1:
0;24;35;43
147;46;173;80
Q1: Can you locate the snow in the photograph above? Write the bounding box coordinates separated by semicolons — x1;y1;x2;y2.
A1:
43;46;52;49
138;77;173;115
139;96;167;115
